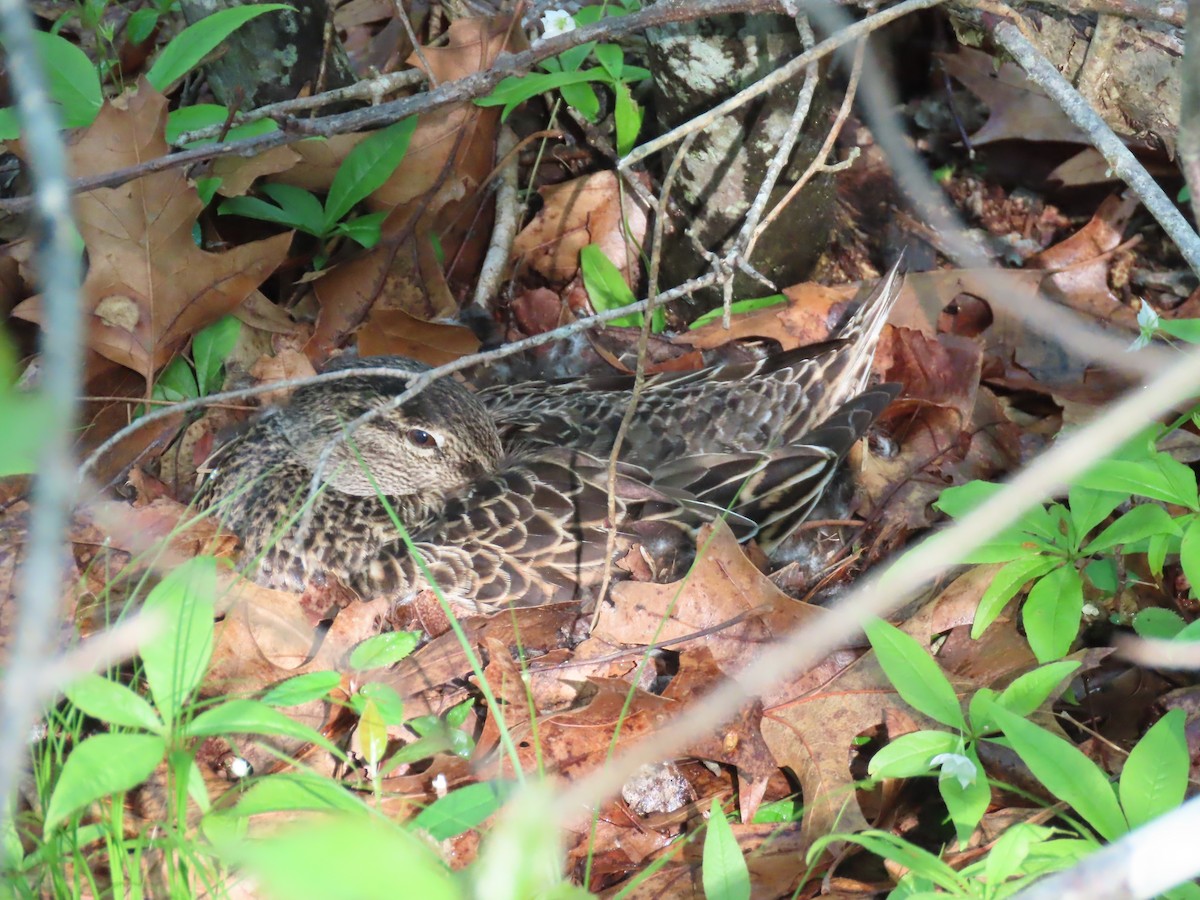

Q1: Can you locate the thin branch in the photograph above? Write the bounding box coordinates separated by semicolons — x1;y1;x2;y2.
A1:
0;0;84;858
992;13;1200;275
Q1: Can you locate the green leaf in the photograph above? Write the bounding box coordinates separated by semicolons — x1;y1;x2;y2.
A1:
140;557;216;727
593;43;624;79
867;730;960;779
1119;709;1187;829
0;108;17;141
580;244;641;327
807;831;967;893
1083;503;1179;554
972;556;1061;638
933;481;1004;518
260;670;342;706
0;391;56;476
220;195;317;233
165;104;280;147
1068;486;1127;542
995;660;1081;718
146;4;292;92
414;780;514;841
1132;607;1186;639
701;800;750;900
220;815;457;900
152;355;199;403
981;822;1058;889
559;81;600;121
938;745;989;847
1180;516;1200;591
1075;456;1198;509
1160;318;1200;344
227;773;370;818
990;705;1127;841
1084;557;1118;593
555;40;598;73
43;734;166;832
1148;531;1172;578
29;32;103;129
332;212;387;248
126;8;159;45
65;674;163;733
348;631;421;670
324;117;417;229
356;698;388;771
184;698;338;754
1022;566;1083;663
355;681;405;724
192;315;241;396
477;70;612;119
613;81;643;157
255;184;325;235
689;294;787;330
865;619;966;732
1176;618;1200;641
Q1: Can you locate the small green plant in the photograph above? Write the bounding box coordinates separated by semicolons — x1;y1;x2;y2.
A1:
148;314;241;407
0;5;291;140
218;117;417;268
0;328;55;477
476;6;648;155
827;619;1197;898
933;430;1200;662
689;294;787;330
579;243;664;332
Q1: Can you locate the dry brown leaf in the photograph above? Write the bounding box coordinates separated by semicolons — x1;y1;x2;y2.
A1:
355;308;480;364
512;170;650;286
11;85;291;383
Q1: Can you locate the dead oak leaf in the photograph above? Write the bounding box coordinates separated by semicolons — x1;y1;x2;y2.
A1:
12;84;290;383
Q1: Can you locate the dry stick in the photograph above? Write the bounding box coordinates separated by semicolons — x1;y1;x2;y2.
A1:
539;342;1200;861
991;14;1200;275
749;36;865;251
468;126;520;315
715;13;821;328
0;0;791;215
0;0;85;857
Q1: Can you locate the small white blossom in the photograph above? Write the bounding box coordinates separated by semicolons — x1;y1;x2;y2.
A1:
1129;299;1160;351
540;9;576;39
930;752;977;790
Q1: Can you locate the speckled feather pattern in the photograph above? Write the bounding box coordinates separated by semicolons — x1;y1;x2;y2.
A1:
198;263;904;613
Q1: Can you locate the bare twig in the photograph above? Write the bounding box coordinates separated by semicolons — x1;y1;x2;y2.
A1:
467;126;520;316
992;13;1200;275
1175;0;1200;226
0;0;84;857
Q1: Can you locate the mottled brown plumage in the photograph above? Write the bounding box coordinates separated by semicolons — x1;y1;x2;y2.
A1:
198;263;904;613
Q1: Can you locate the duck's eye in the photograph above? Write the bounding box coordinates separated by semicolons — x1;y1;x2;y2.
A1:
406;428;439;450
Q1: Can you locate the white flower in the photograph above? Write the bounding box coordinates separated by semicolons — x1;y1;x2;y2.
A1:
930;752;977;790
1129;298;1160;352
540;9;576;39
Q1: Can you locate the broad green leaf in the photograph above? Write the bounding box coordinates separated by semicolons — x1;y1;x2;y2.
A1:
478;70;612;119
559;81;600;121
43;734;166;831
1119;709;1187;829
689;295;787;330
141;557;216;727
356;698;387;771
332;211;387;248
355;682;405;724
0;392;55;476
413;780;514;841
152;355;199;403
192;315;241;396
184;698;338;754
972;555;1060;638
867;730;960;779
580;244;641;327
1148;530;1172;578
1174;618;1200;641
146;4;292;92
933;481;1004;518
260;184;327;236
990;705;1127;841
996;660;1081;718
220;195;319;233
593;43;624;79
1084;557;1118;593
166;104;280;146
323;117;417;228
982;823;1058;890
555;40;599;73
1160;318;1200;343
220;815;456;900
229;773;370;818
1022;566;1083;663
1083;503;1179;553
348;631;421;670
1132;607;1186;639
613;81;643;156
808;831;967;893
1075;456;1198;509
126;8;159;45
65;674;163;733
0;108;16;141
30;32;103;128
1067;486;1127;544
937;745;989;847
701;801;750;900
1180;516;1200;592
261;670;342;706
865;619;965;732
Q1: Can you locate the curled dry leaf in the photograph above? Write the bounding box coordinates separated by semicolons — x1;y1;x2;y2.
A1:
11;84;291;384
